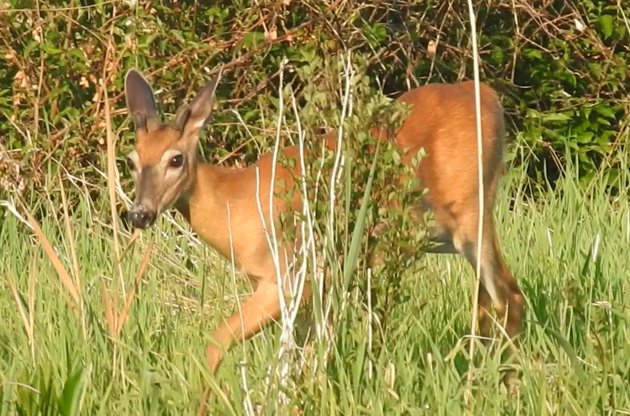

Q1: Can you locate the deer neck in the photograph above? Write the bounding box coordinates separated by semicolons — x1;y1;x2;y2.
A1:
174;161;251;261
175;161;221;219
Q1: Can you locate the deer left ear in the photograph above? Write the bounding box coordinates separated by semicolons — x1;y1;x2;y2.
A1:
125;69;160;132
176;67;223;140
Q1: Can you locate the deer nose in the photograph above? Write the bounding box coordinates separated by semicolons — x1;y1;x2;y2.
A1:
128;207;156;229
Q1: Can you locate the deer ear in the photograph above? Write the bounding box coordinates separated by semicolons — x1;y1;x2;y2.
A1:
176;67;223;140
125;69;159;132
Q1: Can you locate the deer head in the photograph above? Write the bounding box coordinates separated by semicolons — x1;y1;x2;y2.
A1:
123;69;222;228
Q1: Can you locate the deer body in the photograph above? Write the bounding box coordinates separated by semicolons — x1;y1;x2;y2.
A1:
123;70;524;377
182;162;291;281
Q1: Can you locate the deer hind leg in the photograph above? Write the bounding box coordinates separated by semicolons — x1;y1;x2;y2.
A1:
451;214;524;340
368;203;459;269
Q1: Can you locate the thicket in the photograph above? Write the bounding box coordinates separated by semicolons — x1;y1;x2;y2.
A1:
0;0;628;202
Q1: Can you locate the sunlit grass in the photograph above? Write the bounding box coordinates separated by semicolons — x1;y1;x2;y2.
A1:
1;158;629;414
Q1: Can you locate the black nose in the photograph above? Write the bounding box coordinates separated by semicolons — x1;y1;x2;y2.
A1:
128;209;156;229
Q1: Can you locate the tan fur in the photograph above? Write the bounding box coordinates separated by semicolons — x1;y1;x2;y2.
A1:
123;74;524;390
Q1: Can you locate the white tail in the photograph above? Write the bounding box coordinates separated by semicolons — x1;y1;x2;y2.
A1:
123;69;524;395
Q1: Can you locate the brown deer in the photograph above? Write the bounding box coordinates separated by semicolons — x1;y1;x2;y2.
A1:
123;68;524;384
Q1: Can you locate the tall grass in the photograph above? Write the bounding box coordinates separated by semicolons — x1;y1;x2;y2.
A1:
1;110;629;414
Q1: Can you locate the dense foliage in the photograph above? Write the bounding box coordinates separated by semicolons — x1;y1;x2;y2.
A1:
0;0;627;201
1;2;629;414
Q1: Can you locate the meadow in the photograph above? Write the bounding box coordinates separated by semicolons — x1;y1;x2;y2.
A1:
0;2;628;413
1;137;629;415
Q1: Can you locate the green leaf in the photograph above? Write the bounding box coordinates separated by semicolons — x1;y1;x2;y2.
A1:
575;131;594;143
598;15;613;38
362;22;387;48
594;104;616;119
58;366;85;416
40;43;63;55
523;48;543;60
541;112;570;124
242;31;265;49
343;143;380;289
352;340;367;397
170;29;185;44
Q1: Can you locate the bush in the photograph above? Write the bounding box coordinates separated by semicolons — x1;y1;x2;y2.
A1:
0;0;627;201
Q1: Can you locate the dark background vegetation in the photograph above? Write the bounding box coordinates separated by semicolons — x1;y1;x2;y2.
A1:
0;2;629;414
1;0;628;202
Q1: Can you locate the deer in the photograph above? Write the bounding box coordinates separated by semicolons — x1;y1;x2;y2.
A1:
122;68;524;392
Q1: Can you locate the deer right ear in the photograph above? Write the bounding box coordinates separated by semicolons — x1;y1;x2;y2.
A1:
125;69;159;132
175;67;223;140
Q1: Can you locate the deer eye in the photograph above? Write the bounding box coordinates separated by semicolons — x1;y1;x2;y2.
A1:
169;154;184;168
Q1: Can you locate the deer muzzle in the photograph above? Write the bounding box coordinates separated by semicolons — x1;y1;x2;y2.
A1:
128;205;156;229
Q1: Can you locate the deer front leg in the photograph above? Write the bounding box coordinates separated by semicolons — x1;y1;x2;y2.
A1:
198;281;281;415
206;280;282;373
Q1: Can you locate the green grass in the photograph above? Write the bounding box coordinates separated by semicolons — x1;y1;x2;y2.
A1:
1;161;629;415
